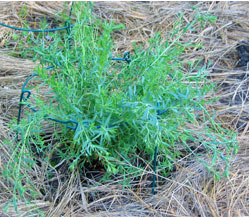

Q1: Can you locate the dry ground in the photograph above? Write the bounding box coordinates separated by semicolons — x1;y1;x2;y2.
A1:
0;1;249;216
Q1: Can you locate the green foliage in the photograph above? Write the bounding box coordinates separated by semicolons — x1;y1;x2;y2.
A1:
8;4;71;59
4;2;237;213
26;2;237;175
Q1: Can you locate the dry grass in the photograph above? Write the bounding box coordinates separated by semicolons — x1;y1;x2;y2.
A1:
1;1;249;216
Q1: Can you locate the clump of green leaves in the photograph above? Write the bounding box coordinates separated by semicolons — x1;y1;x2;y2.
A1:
25;2;237;177
5;2;237;211
23;3;238;175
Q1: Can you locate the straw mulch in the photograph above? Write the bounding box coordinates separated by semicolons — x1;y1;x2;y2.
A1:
1;1;249;216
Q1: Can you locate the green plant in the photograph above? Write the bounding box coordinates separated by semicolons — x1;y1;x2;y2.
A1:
4;2;237;213
8;4;70;59
29;3;237;175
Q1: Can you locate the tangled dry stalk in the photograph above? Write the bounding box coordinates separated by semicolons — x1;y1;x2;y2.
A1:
0;1;249;216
